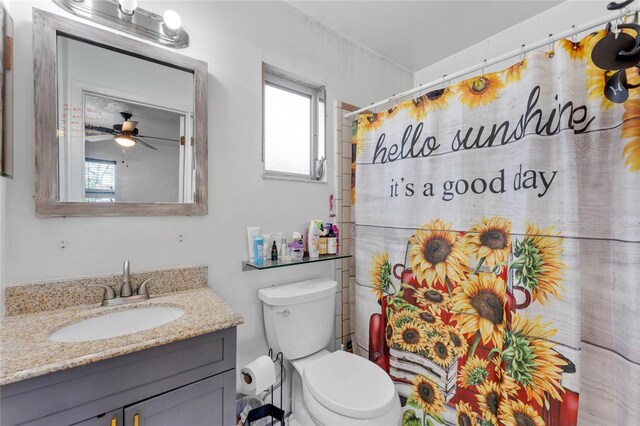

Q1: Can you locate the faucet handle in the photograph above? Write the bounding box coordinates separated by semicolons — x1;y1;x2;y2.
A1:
88;284;116;301
137;277;158;296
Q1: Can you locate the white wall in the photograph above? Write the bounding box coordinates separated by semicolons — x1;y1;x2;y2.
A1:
3;0;412;393
414;1;610;85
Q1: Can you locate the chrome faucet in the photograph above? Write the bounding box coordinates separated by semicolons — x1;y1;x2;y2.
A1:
90;260;155;307
121;260;133;297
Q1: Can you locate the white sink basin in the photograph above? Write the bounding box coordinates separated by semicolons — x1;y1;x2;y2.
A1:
49;306;185;342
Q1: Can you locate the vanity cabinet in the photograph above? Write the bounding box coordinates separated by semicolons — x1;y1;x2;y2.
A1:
70;371;234;426
123;372;232;426
1;327;237;426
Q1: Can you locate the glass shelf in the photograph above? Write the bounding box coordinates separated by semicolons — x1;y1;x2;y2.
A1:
242;254;352;271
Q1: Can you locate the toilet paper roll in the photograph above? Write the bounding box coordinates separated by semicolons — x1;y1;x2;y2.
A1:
240;355;277;396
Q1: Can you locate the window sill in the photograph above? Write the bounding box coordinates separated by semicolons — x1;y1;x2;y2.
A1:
262;173;327;184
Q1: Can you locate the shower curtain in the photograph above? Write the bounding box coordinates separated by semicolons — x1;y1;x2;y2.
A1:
353;31;639;426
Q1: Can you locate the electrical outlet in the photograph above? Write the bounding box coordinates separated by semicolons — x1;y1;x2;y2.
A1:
177;234;184;242
59;240;67;250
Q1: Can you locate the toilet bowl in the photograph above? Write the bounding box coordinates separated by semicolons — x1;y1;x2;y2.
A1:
294;350;401;425
258;278;401;426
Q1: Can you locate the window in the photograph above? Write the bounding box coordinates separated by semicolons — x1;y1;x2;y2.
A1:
84;158;116;202
263;64;326;181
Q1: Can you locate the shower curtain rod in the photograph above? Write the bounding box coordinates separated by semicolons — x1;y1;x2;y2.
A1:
344;4;640;119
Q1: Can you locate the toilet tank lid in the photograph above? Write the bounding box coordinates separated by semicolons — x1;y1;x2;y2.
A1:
258;278;337;306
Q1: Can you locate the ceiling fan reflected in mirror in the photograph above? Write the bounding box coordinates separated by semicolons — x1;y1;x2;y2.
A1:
84;112;179;150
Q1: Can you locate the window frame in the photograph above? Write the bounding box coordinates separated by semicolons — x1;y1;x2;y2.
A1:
262;64;326;182
84;157;116;202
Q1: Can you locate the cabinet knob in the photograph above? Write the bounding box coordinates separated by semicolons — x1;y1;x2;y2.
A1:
110;417;117;426
133;413;140;426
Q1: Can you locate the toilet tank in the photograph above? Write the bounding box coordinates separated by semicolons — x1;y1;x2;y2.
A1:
258;278;337;360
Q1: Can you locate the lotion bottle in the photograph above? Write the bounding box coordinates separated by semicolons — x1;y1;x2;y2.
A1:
308;221;320;258
253;236;265;265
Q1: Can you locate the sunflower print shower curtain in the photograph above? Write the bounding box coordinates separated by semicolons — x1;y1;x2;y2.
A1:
353;31;639;426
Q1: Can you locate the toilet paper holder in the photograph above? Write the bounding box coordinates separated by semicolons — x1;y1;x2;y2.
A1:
246;349;285;425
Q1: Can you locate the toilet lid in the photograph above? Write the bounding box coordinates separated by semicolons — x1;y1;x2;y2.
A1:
302;351;397;419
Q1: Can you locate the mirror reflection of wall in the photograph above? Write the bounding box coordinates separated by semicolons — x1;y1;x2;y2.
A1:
56;35;195;204
84;95;184;203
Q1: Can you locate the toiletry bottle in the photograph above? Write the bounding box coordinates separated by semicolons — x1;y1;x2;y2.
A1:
319;229;328;255
329;194;336;217
332;224;340;254
253;236;265;265
281;239;292;261
308;221;320;258
327;226;337;255
247;226;260;262
271;241;278;262
262;234;270;263
291;232;304;260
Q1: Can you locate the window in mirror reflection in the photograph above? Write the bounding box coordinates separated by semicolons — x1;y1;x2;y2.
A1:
56;35;195;203
84;158;115;202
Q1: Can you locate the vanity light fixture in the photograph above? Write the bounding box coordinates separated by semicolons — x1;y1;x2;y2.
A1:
114;134;136;148
117;0;138;16
52;0;189;48
162;10;182;36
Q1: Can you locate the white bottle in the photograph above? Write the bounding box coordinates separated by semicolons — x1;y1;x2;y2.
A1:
308;221;320;258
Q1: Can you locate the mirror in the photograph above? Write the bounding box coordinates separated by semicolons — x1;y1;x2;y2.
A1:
57;36;195;203
34;10;207;216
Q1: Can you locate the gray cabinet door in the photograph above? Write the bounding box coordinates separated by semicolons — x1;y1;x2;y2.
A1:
123;370;235;426
70;409;123;426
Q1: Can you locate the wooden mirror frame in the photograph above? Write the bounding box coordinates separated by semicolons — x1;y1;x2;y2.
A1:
33;9;208;217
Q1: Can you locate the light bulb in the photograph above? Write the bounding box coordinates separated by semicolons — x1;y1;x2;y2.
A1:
118;0;138;15
115;135;136;147
163;10;182;31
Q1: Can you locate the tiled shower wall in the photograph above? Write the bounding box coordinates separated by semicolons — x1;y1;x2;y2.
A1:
333;101;357;351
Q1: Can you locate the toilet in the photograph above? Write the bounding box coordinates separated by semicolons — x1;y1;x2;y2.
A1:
258;278;401;426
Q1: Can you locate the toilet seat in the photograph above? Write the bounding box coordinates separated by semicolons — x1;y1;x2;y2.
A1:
302;351;398;419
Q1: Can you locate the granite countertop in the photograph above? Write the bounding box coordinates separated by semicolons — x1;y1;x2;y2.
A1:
0;288;244;386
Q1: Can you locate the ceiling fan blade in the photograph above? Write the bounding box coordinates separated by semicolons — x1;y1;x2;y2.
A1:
85;124;115;134
85;135;114;142
122;121;138;132
135;138;158;151
137;134;180;142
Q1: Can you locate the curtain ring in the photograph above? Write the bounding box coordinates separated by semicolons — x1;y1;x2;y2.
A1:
388;95;395;110
546;33;555;58
520;44;526;63
570;25;577;43
415;83;425;101
481;59;487;77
